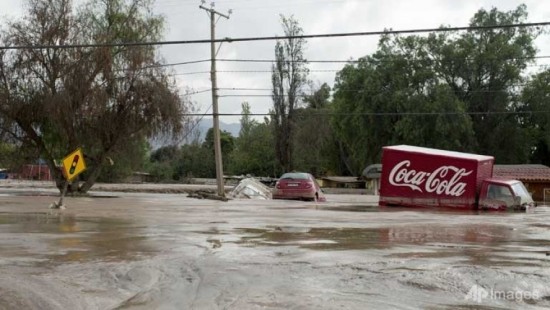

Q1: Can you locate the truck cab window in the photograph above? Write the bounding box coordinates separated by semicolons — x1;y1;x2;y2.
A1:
487;184;513;200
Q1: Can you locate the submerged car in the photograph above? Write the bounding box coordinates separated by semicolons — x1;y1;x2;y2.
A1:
272;172;326;202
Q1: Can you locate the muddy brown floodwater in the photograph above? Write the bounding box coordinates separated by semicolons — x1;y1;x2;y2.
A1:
1;189;550;309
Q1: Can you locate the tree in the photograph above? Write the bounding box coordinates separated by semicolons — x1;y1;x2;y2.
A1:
0;0;193;193
174;142;215;179
331;5;540;173
292;82;336;176
271;15;308;173
146;144;179;182
332;34;475;174
97;137;150;182
238;102;258;140
150;145;180;163
229;104;277;176
427;5;539;162
303;82;331;109
203;127;235;170
522;69;550;165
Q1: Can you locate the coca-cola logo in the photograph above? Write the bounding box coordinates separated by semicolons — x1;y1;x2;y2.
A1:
388;160;472;196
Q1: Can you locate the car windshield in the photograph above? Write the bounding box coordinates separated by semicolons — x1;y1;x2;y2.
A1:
280;172;309;180
511;182;532;200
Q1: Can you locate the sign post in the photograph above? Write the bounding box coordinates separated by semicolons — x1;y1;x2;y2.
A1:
50;148;87;209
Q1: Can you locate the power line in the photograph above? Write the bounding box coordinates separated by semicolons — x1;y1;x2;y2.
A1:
218;87;272;91
186;89;211;95
217;90;528;98
174;69;339;75
190;84;536;97
171;64;550;76
182;110;550;117
144;59;210;68
143;55;550;69
217;55;550;64
216;85;533;95
2;22;549;50
217;59;359;63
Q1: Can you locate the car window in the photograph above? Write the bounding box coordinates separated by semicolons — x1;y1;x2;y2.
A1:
280;173;309;180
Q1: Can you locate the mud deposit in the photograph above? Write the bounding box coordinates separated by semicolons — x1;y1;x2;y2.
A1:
1;192;550;309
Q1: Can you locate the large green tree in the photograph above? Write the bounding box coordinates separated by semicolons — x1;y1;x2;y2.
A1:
427;4;539;162
331;5;540;174
0;0;192;192
332;36;475;174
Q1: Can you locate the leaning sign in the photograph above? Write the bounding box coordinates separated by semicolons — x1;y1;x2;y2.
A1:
62;148;86;181
51;148;87;209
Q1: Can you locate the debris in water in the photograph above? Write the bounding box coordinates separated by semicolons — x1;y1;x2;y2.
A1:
230;178;273;200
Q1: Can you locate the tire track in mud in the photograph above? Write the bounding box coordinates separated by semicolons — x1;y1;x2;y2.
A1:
110;245;253;310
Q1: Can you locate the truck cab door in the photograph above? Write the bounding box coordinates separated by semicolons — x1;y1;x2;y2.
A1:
479;183;515;211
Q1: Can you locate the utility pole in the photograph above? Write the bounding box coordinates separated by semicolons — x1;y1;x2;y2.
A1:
199;1;231;197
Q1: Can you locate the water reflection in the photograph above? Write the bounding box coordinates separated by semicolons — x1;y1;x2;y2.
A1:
235;224;543;266
0;212;153;264
238;224;513;249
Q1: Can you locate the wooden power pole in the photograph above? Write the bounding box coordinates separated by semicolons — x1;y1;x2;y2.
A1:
199;1;232;197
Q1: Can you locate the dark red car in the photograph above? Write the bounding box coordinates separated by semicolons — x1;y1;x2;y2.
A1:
272;172;326;202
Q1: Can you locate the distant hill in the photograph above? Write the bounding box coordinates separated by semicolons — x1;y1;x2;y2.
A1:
149;119;241;150
149;118;241;150
196;118;241;141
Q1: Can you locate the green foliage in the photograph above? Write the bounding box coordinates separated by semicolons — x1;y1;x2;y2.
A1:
146;142;216;181
175;142;215;179
522;69;550;165
331;5;540;173
238;102;258;139
203;127;235;170
97;137;150;183
150;145;179;163
303;82;331;109
0;143;18;169
145;144;180;182
147;161;176;182
292;83;338;176
425;5;538;162
229;111;278;177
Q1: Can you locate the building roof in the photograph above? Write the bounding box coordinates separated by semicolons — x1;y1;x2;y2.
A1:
321;176;363;183
493;165;550;182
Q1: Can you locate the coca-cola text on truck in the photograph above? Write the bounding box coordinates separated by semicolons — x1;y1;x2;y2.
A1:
379;145;535;210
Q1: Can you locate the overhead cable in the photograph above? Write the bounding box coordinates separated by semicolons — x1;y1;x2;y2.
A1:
182;110;550;117
1;22;549;50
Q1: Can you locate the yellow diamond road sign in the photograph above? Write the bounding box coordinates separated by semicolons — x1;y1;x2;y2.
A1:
62;148;87;181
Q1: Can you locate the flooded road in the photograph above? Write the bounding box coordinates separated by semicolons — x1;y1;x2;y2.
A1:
1;191;550;309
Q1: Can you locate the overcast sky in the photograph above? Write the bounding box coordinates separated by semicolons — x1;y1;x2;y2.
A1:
1;0;549;125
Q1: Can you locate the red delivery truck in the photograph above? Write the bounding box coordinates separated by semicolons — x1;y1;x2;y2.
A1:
379;145;535;210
